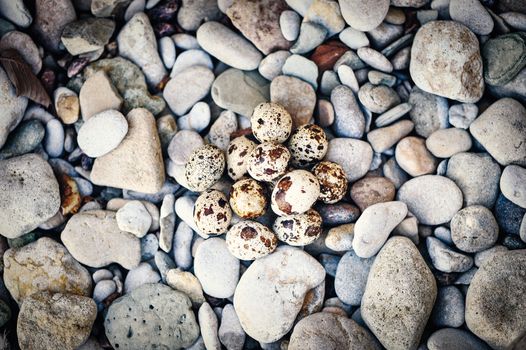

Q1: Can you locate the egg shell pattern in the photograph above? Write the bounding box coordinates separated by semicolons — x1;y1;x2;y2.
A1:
193;189;232;235
288;124;329;167
227;136;257;180
271;170;321;216
226;220;278;260
251;102;293;143
273;209;323;246
247;142;291;182
230;178;268;219
185;144;225;192
312;161;348;204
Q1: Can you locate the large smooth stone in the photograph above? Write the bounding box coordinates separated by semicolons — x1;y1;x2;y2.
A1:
3;237;92;303
0;66;28;149
361;237;437;350
233;247;325;343
339;0;389;32
397;175;463;225
0;154;60;239
91;108;165;194
466;250;526;349
105;284;200;350
410;21;484;103
61;210;141;270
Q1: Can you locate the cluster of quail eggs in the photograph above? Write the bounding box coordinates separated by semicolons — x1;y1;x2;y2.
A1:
184;102;348;260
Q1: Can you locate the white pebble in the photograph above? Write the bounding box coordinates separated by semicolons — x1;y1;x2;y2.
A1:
159;36;176;69
116;200;152;238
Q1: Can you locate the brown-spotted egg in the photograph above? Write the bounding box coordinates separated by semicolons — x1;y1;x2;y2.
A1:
251;102;292;143
273;209;323;246
226;220;278;260
229;178;267;219
312;161;348;204
185;144;225;192
287;124;329;167
193;189;232;235
247;142;290;182
226;136;257;180
271;170;320;216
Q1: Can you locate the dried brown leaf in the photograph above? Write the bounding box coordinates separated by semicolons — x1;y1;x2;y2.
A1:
0;49;51;107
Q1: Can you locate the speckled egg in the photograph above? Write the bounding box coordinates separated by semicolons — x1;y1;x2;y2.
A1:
226;136;257;180
193;189;232;235
247;142;290;182
273;209;323;246
185;144;225;192
230;178;267;219
271;170;321;216
287;124;329;167
312;161;348;204
251;102;293;143
226;220;278;260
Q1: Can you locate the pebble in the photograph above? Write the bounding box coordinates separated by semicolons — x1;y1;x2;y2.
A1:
175;196;201;235
474;245;508;267
172;33;200;50
397;175;463;225
500;12;526;31
350;176;396;211
33;0;76;52
79;71;123;121
197;21;262;71
337;65;359;93
155;251;176;282
0;120;45;159
271;75;316;126
469;98;526;166
290;22;327;55
410;21;484;103
280;10;300;41
116;200;152;238
449;103;479;129
0;0;32;27
320;70;341;96
168;130;204;166
140;234;158;260
18;292;96;350
339;0;389;31
357;47;393;73
124;0;145;21
427;236;474;273
207;110;238;150
105;284;199;349
258;50;291;81
3;237;91;303
316;202;361;226
339;27;369;49
465;250;526;349
93;279;116;303
91;108;165;194
325;224;354;251
213;68;269;117
178;102;211;132
325;138;372;182
335;250;375;305
408;86;449;137
226;0;290;55
199;303;221;350
391;47;411;70
124;262;160;293
428;328;490;350
395;136;437;177
450;0;494;35
159;36;176;69
0;154;60;239
330;85;365;138
358;83;400;114
61;18;115;56
431;286;465;328
446;152;501;207
61;210;141;270
177;0;220;31
53;87;79;125
368;22;404;49
170;49;213;77
375;102;412;127
289;312;380;350
451;205;499;253
194;238;240;298
233;247;325;343
367;120;414;153
77;110;128;158
282;54;319;89
361;237;436;350
164;66;214;115
500;165;526;208
173;221;194;270
218;304;245;350
426;128;472;158
495;194;526;236
106;198;160;231
0;31;41;74
91;0;131;17
117;13;166;87
44;119;64;158
166;268;205;305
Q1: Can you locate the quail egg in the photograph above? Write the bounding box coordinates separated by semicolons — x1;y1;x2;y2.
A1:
226;220;278;260
251;102;292;143
193;189;232;235
226;136;257;180
312;161;348;204
230;178;267;219
271;170;320;216
247;142;290;182
273;209;323;246
287;124;329;167
184;144;225;192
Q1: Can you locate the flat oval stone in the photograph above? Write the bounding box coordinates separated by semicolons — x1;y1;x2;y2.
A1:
408;86;449;138
339;0;389;32
77;110;128;157
335;250;375;306
449;0;494;35
324;138;373;182
395;136;437;177
197;21;262;70
358;83;400;114
451;205;499;253
426;128;472;158
500;165;526;208
427;328;490;350
410;21;484;103
397;175;463;225
0;30;41;73
482;33;526;86
330;85;365;138
427;236;474;273
271;75;315;127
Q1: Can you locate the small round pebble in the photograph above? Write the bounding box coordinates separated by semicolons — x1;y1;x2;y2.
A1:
116;200;152;238
77;110;128;158
184;144;225;192
251;102;292;144
226;220;278;260
226;136;257;181
168;130;204;165
451;205;499;253
247;142;290;182
229;178;267;219
350;176;396;211
395;136;437;177
287;124;328;167
426;128;472;158
273;209;322;246
193;190;232;235
271;170;320;216
312;161;348;204
280;10;300;41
